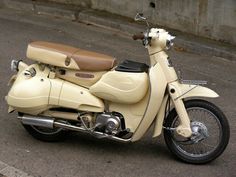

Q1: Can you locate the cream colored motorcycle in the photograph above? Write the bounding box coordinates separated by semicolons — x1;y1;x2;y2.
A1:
5;13;229;164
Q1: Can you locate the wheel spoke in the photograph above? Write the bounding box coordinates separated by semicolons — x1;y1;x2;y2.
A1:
201;142;215;148
192;144;198;154
164;100;229;163
170;106;221;157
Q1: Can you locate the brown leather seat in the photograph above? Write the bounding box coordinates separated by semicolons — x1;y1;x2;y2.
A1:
28;41;116;71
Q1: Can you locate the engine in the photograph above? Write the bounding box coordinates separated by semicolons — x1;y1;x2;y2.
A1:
95;112;126;135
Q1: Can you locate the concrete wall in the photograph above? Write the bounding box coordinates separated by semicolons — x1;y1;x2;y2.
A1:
48;0;91;7
0;1;4;7
48;0;236;45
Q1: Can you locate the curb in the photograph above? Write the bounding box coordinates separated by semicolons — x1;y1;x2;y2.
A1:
2;0;236;61
77;10;236;61
3;0;78;20
0;160;33;177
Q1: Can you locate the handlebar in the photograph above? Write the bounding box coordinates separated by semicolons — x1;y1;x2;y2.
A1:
132;33;145;40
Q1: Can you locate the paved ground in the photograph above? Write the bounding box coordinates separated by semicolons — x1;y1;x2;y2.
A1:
0;7;235;177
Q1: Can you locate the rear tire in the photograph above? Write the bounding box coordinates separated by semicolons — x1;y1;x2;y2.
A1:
164;99;230;164
23;124;68;142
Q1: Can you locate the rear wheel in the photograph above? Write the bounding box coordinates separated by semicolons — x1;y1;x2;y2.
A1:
23;124;68;142
164;99;230;164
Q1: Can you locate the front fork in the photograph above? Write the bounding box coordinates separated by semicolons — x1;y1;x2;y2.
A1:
149;51;192;137
168;81;192;137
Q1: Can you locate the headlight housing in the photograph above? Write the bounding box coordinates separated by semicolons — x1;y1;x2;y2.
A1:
166;34;175;49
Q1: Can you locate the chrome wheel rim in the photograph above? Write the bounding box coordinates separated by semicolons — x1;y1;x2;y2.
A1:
171;107;222;158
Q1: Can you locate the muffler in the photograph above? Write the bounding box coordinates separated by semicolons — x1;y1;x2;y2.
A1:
18;114;131;143
18;114;54;128
17;114;85;132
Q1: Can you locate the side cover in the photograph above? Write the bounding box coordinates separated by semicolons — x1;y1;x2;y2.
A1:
6;64;104;115
51;80;104;112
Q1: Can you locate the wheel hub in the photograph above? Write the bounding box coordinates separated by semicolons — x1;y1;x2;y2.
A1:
190;121;209;143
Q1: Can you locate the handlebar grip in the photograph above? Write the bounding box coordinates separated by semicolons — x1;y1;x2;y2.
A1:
132;33;145;40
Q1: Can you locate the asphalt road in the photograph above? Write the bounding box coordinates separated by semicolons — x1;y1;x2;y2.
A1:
0;8;235;177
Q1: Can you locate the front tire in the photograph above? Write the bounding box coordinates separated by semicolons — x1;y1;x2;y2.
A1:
164;99;230;164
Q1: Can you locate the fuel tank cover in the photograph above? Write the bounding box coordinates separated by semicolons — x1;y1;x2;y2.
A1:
90;70;149;104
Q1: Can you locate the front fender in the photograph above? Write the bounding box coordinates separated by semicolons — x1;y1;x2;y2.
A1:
152;83;219;138
178;84;219;99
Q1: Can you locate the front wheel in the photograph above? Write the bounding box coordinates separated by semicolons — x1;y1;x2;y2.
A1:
164;99;230;164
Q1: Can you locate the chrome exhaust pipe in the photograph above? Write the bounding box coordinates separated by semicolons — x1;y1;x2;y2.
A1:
18;114;54;128
18;114;131;143
53;121;131;143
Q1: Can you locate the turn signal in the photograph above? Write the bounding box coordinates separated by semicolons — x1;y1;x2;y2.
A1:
10;60;20;72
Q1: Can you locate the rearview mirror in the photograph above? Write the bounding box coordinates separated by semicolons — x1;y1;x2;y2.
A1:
134;13;147;21
134;13;149;27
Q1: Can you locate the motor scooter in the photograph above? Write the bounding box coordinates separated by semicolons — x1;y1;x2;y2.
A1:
5;13;229;164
